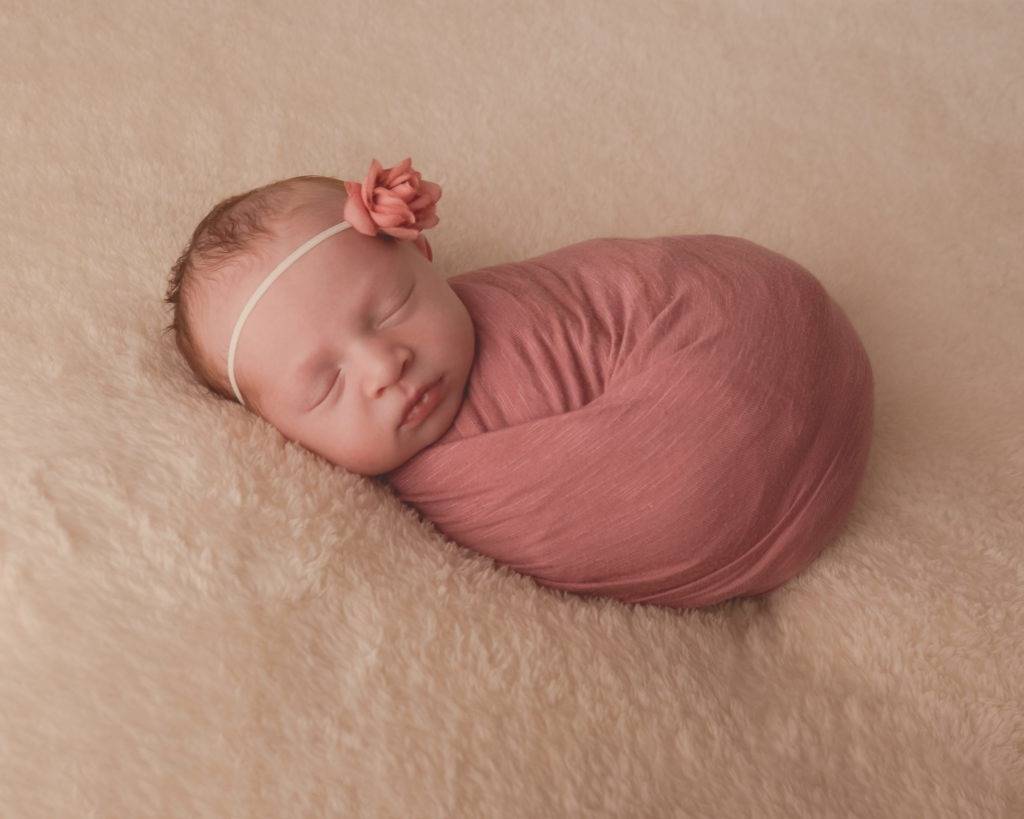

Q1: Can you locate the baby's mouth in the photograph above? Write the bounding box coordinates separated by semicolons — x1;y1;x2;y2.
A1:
398;376;444;429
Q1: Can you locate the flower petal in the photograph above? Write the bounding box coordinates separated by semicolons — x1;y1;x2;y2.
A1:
362;160;383;205
373;209;412;229
414;212;439;231
407;192;433;211
382;225;420;241
374;189;408;208
342;188;378;236
389;181;416;201
415;235;432;262
384;157;412;186
389;172;413;189
417;180;442;202
343;158;441;244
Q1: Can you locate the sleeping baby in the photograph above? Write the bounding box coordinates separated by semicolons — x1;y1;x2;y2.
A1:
165;156;875;610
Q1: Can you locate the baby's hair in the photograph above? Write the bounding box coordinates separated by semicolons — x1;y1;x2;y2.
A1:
162;174;394;415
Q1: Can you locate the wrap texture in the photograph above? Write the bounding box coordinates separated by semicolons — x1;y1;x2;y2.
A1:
383;234;874;608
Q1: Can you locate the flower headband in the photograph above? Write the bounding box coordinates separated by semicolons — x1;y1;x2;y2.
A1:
226;157;442;407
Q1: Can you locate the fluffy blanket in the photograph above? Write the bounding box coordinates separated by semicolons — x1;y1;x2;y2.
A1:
1;2;1021;816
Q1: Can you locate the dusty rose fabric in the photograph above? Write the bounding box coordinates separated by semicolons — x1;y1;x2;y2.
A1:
382;234;875;609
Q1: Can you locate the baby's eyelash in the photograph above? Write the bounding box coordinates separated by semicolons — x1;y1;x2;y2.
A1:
313;372;340;407
314;285;414;409
383;286;414;320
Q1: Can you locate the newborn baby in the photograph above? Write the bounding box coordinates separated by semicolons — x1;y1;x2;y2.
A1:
165;157;874;609
166;160;474;477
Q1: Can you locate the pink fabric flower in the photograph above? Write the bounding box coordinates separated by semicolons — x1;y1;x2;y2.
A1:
342;157;442;262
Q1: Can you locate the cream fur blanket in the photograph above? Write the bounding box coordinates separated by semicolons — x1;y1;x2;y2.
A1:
2;2;1021;816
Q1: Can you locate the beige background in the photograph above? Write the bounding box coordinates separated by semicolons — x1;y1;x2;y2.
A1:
2;1;1022;816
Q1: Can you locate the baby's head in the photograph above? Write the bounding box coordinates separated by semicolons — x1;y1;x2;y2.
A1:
163;167;476;477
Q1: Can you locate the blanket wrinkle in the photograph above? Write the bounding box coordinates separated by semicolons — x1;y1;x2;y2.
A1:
384;234;874;608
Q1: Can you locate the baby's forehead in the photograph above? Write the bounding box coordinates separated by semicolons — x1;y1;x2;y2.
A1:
212;217;402;332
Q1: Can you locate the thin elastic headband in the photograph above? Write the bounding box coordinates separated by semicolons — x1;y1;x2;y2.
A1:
227;221;354;407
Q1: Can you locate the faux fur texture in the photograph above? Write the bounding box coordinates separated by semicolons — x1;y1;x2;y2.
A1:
1;2;1021;816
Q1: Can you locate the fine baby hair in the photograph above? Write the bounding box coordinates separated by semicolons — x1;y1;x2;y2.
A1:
163;157;442;415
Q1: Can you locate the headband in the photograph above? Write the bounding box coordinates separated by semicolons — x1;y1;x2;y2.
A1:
227;221;352;407
225;156;442;407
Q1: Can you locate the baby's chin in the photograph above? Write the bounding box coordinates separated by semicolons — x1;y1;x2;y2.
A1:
377;391;462;477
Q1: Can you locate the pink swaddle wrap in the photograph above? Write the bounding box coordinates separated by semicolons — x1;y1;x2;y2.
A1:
382;234;874;609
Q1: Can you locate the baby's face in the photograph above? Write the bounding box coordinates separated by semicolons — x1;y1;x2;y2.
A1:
204;217;476;476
